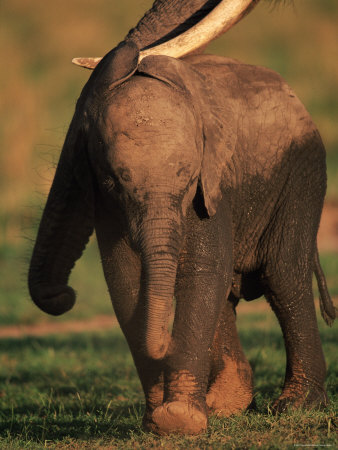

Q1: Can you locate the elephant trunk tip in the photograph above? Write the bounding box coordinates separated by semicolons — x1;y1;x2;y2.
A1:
29;283;76;316
145;331;171;360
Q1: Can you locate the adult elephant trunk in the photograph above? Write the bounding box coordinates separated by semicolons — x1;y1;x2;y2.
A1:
137;214;182;360
73;0;261;69
28;119;94;315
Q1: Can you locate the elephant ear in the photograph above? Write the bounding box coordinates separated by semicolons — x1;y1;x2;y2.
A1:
90;41;140;92
78;41;140;118
138;55;199;97
138;55;236;217
198;77;237;217
181;55;238;216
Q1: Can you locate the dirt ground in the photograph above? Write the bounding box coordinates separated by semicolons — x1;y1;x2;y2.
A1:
0;315;118;339
1;203;337;338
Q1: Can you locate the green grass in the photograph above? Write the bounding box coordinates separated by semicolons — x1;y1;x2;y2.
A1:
0;310;336;448
0;239;336;447
0;239;337;447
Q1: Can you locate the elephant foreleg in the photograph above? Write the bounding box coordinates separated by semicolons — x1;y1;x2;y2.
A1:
148;268;228;435
147;205;233;435
206;293;253;416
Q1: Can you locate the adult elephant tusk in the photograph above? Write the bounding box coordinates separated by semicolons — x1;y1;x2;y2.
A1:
72;0;260;70
140;0;257;59
72;57;103;69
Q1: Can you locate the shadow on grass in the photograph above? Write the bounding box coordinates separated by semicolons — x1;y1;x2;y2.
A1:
0;402;144;441
0;331;147;441
0;325;336;442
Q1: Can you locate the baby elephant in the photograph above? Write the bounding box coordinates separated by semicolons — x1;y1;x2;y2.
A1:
29;42;336;435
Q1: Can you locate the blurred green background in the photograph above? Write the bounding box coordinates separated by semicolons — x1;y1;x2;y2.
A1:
0;0;337;325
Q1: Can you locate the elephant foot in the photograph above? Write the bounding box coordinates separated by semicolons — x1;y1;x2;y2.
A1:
206;357;253;417
273;385;328;413
145;401;207;435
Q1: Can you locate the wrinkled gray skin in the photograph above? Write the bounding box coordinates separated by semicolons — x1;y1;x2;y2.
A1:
28;0;335;436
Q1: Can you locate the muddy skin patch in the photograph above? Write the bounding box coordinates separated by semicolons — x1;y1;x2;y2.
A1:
207;356;253;416
151;401;207;435
146;382;165;412
164;369;203;404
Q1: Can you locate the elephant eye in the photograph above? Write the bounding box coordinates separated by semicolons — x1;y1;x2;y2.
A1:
117;168;132;183
105;169;132;198
112;174;123;194
103;177;115;192
105;173;122;195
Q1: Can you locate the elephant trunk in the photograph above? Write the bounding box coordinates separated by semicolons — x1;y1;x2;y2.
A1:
138;214;182;360
28;123;94;315
73;1;262;69
125;0;220;49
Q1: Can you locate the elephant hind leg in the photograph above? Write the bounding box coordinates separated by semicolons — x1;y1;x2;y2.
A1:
262;228;328;413
207;294;253;416
264;268;328;412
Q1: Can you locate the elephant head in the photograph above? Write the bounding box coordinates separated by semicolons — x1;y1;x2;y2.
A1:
28;0;262;357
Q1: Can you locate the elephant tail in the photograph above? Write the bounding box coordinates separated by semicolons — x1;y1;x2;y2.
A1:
314;247;336;326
